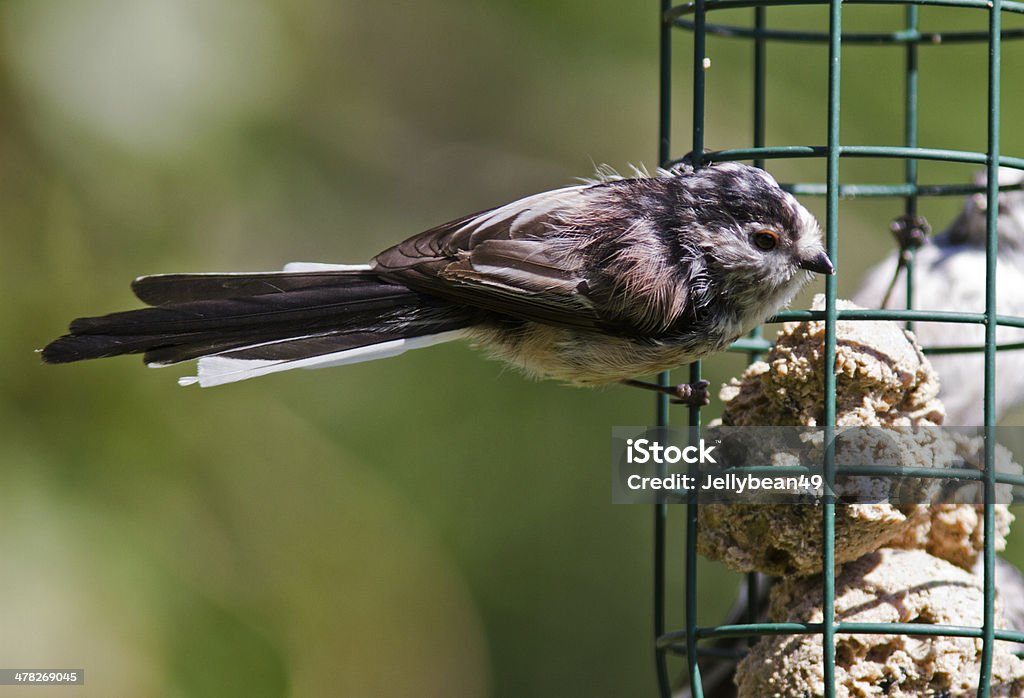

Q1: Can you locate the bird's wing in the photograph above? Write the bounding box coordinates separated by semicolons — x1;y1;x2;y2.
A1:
372;186;610;331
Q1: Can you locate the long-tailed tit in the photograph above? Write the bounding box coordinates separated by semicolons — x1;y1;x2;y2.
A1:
42;162;832;392
853;168;1024;425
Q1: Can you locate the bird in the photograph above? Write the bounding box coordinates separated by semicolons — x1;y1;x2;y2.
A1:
41;161;832;394
853;167;1024;425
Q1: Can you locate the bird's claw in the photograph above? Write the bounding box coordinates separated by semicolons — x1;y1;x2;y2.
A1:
880;214;933;308
669;379;711;406
889;214;931;254
621;378;712;407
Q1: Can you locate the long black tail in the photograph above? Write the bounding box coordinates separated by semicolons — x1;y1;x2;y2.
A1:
41;268;475;384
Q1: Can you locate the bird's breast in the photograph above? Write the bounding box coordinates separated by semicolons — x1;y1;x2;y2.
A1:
466;321;714;385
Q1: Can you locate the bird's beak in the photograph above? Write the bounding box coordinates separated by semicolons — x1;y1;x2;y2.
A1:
798;249;835;275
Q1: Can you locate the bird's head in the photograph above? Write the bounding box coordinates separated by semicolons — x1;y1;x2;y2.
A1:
676;162;833;295
950;167;1024;251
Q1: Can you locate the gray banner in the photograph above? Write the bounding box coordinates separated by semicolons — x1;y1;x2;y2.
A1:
612;426;1024;505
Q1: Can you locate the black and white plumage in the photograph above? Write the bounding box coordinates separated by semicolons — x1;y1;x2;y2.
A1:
42;162;832;388
853;168;1024;425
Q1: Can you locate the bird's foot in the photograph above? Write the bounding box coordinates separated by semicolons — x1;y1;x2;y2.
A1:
622;378;711;407
889;213;931;253
880;214;932;308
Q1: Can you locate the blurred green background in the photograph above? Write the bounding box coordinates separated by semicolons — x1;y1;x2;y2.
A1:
3;1;1024;696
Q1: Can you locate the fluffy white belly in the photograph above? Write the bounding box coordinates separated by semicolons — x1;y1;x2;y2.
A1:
467;323;719;385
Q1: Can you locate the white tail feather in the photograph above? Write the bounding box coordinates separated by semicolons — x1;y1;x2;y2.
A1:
281;262;372;272
178;330;466;388
135;265;372;284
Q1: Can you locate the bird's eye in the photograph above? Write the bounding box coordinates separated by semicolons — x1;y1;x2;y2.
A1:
753;230;779;251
